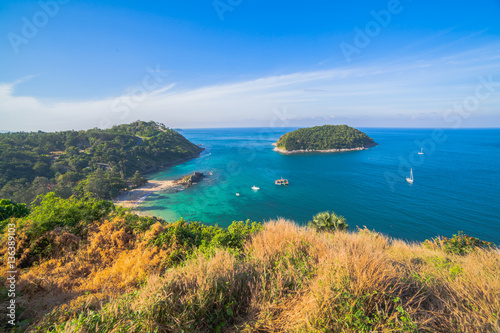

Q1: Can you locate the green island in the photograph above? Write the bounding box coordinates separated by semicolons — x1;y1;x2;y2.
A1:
0;122;498;333
274;124;376;154
0;121;203;203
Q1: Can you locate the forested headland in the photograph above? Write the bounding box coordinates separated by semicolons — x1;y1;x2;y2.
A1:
0;121;203;203
275;124;376;152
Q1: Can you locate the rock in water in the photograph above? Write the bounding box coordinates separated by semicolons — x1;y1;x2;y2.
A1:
176;171;205;187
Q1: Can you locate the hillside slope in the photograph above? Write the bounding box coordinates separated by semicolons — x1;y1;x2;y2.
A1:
0;121;203;202
0;194;498;332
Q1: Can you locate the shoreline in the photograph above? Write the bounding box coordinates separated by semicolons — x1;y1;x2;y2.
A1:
273;146;371;155
114;150;205;210
114;179;183;209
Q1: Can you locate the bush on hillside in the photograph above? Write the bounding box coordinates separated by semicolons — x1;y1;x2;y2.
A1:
424;231;495;255
308;211;349;232
0;198;30;222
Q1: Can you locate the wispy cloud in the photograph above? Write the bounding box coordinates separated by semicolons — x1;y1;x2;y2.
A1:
1;44;499;131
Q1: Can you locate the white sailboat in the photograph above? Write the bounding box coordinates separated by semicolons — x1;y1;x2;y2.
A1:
406;168;414;184
418;148;424;155
251;186;260;191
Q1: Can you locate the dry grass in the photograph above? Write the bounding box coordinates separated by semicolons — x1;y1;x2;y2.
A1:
6;219;500;332
4;218;170;326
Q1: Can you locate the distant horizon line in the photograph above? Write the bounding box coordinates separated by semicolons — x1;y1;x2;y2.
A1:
176;126;500;130
2;126;500;134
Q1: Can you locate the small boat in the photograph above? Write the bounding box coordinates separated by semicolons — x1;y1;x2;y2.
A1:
418;148;424;155
251;186;260;191
275;178;289;185
236;193;240;196
406;168;414;184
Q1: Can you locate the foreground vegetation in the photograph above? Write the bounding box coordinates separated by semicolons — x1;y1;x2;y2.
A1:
0;121;203;203
0;194;499;332
275;125;376;151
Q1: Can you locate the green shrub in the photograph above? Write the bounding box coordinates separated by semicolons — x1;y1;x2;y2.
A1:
0;198;30;221
424;231;494;255
119;211;164;233
9;192;116;268
308;211;348;232
0;198;30;232
150;219;262;266
23;192;115;237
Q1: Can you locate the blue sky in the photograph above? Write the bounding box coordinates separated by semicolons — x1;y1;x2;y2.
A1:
0;0;499;131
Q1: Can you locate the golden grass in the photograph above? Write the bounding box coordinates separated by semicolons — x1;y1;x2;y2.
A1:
6;218;171;326
7;218;500;332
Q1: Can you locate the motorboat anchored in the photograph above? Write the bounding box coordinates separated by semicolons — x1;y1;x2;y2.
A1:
275;178;289;185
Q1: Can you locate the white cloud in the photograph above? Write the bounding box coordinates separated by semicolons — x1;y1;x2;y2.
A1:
1;45;499;131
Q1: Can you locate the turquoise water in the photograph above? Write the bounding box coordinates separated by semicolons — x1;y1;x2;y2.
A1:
141;128;500;244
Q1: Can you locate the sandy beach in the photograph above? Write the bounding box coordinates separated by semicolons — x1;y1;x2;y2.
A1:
114;179;182;209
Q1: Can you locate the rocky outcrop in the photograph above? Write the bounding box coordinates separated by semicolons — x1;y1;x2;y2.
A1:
175;172;204;187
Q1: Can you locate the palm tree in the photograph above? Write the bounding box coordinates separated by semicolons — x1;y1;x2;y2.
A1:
308;211;348;232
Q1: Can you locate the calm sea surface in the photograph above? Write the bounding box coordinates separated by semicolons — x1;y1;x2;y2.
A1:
141;128;500;244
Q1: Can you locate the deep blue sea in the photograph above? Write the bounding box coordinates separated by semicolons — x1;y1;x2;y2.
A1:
141;128;500;244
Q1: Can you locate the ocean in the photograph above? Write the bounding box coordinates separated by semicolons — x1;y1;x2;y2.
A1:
141;127;500;244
